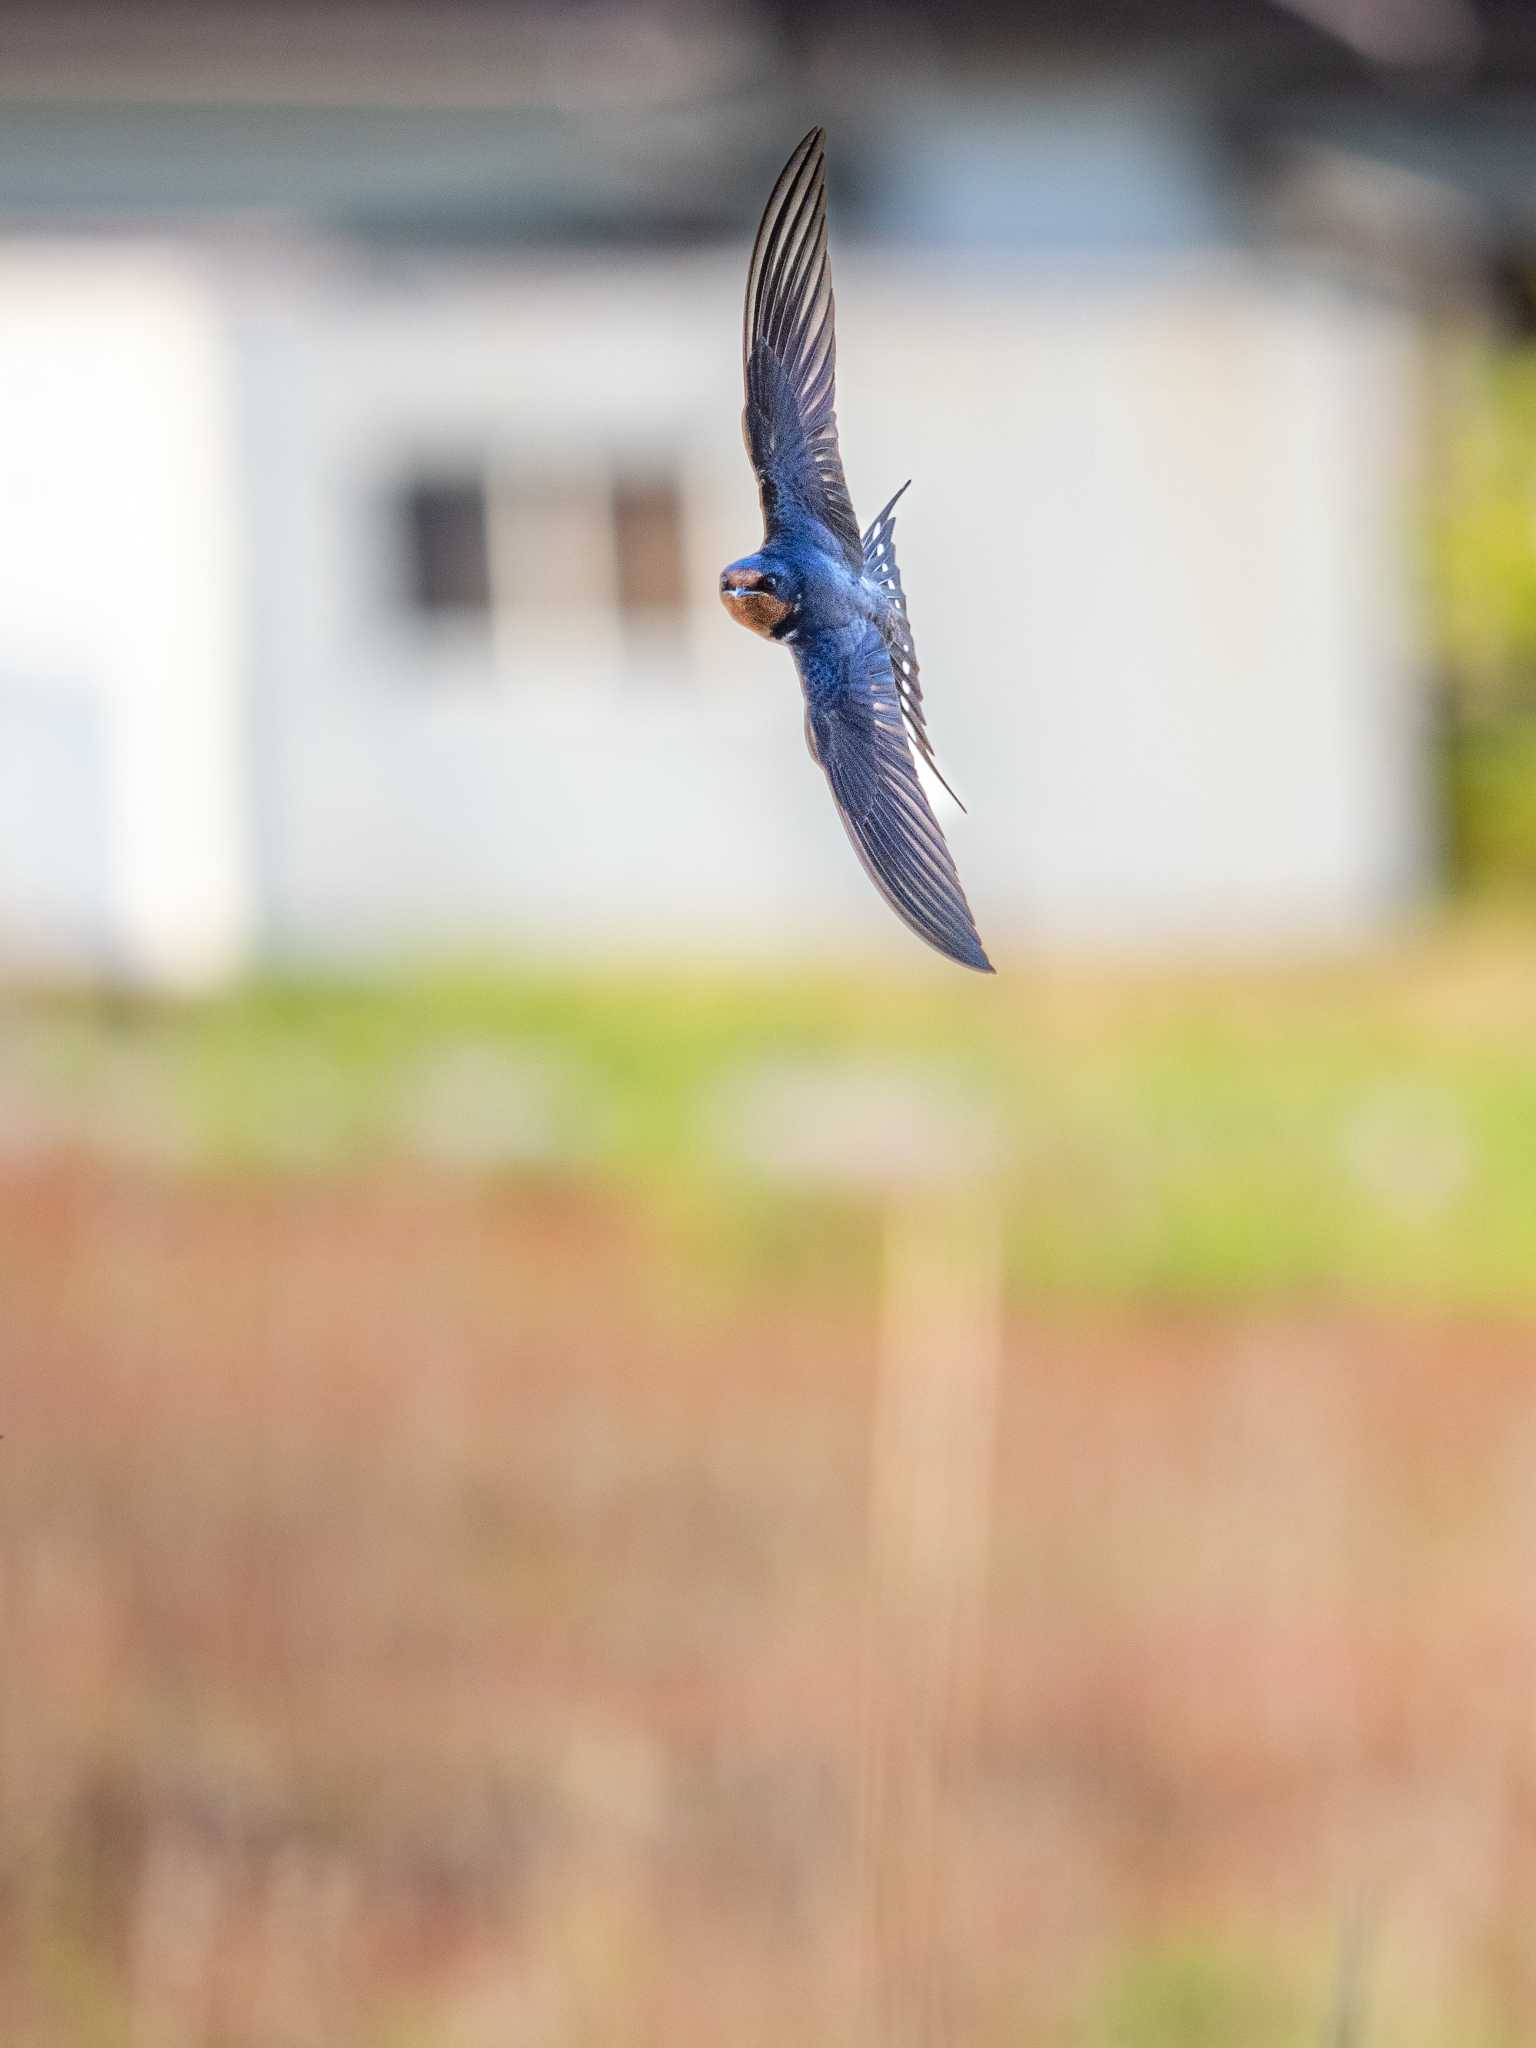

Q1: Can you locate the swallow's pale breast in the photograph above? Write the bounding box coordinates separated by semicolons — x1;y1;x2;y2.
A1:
719;127;992;974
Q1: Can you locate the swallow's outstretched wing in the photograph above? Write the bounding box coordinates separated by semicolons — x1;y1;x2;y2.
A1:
743;127;864;570
801;624;992;973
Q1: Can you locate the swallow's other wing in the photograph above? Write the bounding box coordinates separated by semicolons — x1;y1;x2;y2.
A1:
861;482;965;811
743;127;864;570
801;625;992;973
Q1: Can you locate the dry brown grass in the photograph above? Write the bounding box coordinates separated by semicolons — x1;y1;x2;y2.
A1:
4;1157;1536;2044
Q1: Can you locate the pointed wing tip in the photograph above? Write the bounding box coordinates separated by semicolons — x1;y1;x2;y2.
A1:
896;889;996;976
914;918;992;974
779;127;825;178
951;934;995;974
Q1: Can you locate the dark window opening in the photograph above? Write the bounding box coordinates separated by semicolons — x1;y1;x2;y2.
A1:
392;462;689;662
613;477;686;621
400;476;491;616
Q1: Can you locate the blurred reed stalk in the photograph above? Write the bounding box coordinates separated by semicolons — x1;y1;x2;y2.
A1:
129;1827;223;2048
1324;1892;1375;2048
857;1189;1003;2048
707;1057;1003;2043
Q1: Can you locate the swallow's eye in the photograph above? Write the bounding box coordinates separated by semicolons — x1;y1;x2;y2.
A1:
759;573;779;595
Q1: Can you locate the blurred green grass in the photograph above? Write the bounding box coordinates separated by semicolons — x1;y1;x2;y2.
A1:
11;910;1536;1307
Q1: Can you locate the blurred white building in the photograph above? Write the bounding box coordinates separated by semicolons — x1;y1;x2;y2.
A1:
0;0;1514;983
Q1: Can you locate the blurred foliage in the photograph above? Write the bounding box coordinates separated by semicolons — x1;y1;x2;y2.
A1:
1428;342;1536;719
12;916;1536;1306
1429;336;1536;891
1444;717;1536;890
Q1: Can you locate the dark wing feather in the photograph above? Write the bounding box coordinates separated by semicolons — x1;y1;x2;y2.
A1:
742;128;864;569
862;483;965;811
802;626;992;973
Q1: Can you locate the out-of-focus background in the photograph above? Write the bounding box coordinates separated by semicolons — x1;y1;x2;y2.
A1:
8;2;1536;2042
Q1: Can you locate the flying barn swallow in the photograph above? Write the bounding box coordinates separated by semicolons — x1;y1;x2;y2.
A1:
719;128;992;973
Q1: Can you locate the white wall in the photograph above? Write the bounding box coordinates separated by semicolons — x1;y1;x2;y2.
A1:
0;240;1424;981
227;243;1429;973
0;244;249;984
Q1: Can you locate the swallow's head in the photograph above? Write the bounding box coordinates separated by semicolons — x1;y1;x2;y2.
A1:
719;556;799;640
